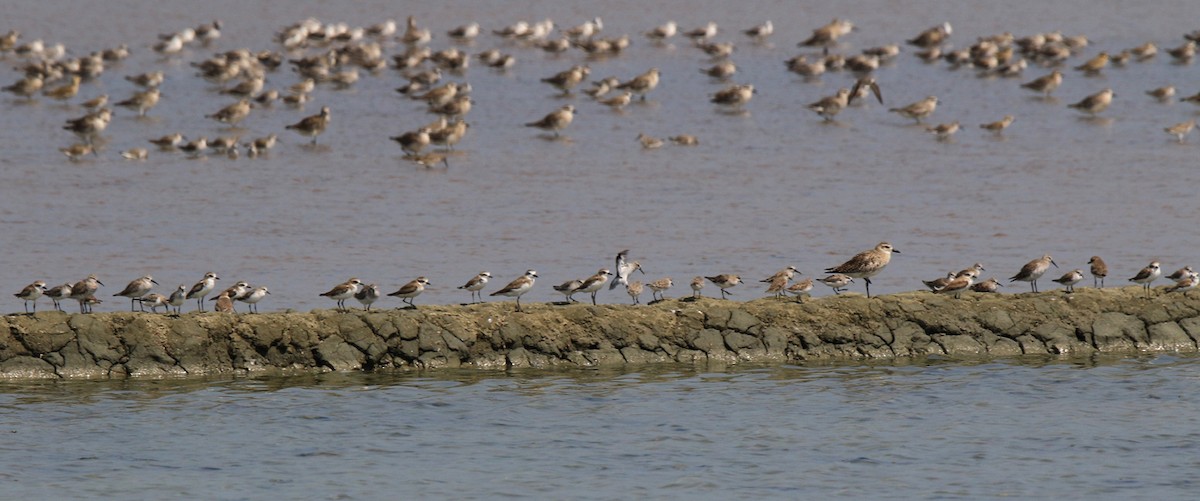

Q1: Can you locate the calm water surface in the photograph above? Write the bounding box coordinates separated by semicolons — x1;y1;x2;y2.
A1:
1;355;1198;499
3;1;1200;311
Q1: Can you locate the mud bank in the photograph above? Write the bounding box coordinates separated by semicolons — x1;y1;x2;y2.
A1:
2;287;1198;378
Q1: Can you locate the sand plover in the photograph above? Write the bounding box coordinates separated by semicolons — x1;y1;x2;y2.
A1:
1129;261;1162;296
1087;256;1108;288
1166;271;1200;293
825;242;899;297
69;275;104;314
1165;266;1195;283
705;274;743;299
490;270;538;311
1052;269;1085;293
321;278;363;311
525;105;575;137
207;98;253;126
114;87;161;117
113;275;158;311
186;272;220;312
578;269;613;305
241;286;269;313
626;281;645;305
286;106;331;144
819;274;855;294
690;276;705;298
610;250;645;291
1075;52;1109;74
14;280;47;314
388;277;431;308
458;272;491;304
1165;120;1196;143
541;65;590;95
889;96;938;124
647;278;673;302
1068;88;1114;116
933;269;978;298
1009;255;1057;292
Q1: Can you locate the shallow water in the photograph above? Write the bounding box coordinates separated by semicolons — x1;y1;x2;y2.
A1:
4;1;1200;311
0;355;1197;499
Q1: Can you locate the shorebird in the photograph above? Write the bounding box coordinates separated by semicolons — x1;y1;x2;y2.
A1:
927;121;960;140
825;242;899;297
684;22;719;41
1074;52;1109;73
705;274;743;299
786;55;826;77
626;281;645;305
1166;271;1200;293
320;277;363;311
1146;86;1175;101
799;18;854;47
42;75;81;101
69;275;104;314
980;115;1015;134
908;22;952;48
669;134;699;146
1167;40;1196;62
353;283;381;311
458;272;491;304
165;285;186;315
390;127;431;156
1165;120;1196;143
923;272;956;291
525;105;574;137
1165;265;1194;283
819;274;854;294
578;269;613;305
1131;42;1158;61
600;91;632;111
610;250;645;291
889;96;938;124
563;17;603;40
970;277;1003;293
1020;70;1063;97
787;278;814;301
645;21;677;41
541;65;590;95
761;266;800;284
63;108;111;145
113;275;158;311
553;279;584;303
849;76;883;105
1129;261;1162;296
207;98;252;126
701;61;737;79
14;280;47;314
60;143;94;161
764;276;789;298
44;283;73;312
1052;269;1085;293
388;277;431;308
1009;255;1057;292
490;270;538;311
1088;256;1108;288
121;148;149;161
186;272;219;312
808;88;850;121
447;22;479;41
710;84;755;108
1068;88;1114;116
2;74;42;99
136;294;171;314
743;20;773;42
616;68;660;101
286;106;331;144
647;278;673;302
932;270;977;298
241;286;269;313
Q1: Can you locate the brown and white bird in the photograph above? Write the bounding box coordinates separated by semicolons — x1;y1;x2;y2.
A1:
849;76;883;105
926;121;960;140
525;105;575;137
907;22;952;48
970;277;1003;293
457;272;492;304
690;276;705;298
206;98;252;126
541;65;590;95
710;84;755;108
286;106;331;144
553;279;584;303
825;242;899;297
1088;256;1108;288
490;270;539;311
390;127;432;156
705;274;743;299
932;270;978;298
388;277;431;308
355;283;381;311
320;277;363;311
577;269;613;305
113;275;158;311
186;272;220;312
1009;255;1057;292
615;68;661;101
1074;51;1109;73
1052;269;1085;293
889;96;939;124
1166;271;1200;293
819;274;855;294
787;278;814;301
1165;266;1195;283
626;281;645;305
1068;88;1114;116
1128;261;1162;296
980;115;1015;134
646;278;673;302
1020;70;1063;97
808;88;851;121
1165;120;1196;143
14;280;47;314
69;274;104;314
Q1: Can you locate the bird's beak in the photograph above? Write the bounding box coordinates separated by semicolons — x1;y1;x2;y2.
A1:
1051;260;1059;268
151;279;159;285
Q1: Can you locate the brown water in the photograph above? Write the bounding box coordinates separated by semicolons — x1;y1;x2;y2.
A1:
4;1;1200;312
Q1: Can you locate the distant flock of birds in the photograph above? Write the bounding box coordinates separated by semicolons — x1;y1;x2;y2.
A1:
10;245;1198;316
6;13;1200;166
